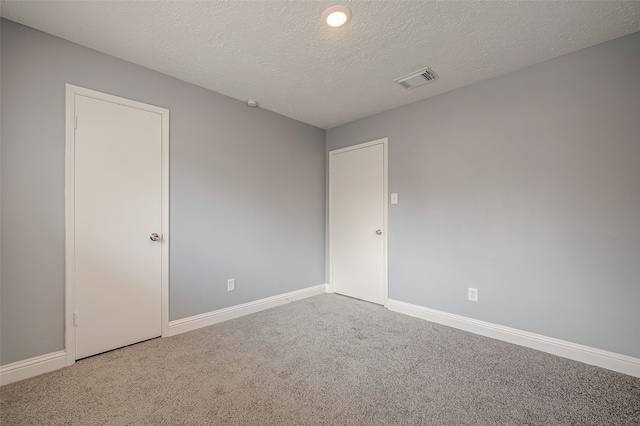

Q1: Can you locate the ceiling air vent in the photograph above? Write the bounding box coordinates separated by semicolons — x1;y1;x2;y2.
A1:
395;67;439;89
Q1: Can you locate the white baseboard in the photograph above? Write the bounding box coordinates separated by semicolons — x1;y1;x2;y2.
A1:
0;350;67;386
325;283;333;293
386;299;640;378
167;284;327;337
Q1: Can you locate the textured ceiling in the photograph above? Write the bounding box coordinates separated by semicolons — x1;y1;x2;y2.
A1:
2;1;640;129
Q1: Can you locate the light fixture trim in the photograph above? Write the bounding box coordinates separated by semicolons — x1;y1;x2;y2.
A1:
322;5;352;28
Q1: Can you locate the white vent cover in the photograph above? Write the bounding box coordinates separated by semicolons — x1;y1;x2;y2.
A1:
395;67;439;89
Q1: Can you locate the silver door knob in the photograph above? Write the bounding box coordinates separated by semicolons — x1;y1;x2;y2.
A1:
375;229;382;235
150;233;161;241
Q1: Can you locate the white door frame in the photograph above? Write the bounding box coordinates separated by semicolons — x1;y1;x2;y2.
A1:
328;137;389;306
64;84;170;366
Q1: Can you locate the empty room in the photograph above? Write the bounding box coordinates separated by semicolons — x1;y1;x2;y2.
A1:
1;1;639;424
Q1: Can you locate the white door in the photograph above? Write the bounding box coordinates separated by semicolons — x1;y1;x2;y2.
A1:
330;139;387;305
72;90;164;359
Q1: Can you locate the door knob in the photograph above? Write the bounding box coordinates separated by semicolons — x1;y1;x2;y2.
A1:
150;233;161;241
375;229;382;235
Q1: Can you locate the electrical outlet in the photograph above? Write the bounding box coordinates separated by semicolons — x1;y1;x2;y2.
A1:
468;287;478;302
227;278;235;292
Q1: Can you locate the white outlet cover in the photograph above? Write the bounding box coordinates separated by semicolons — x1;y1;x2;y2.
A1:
468;287;478;302
391;193;398;204
228;278;235;291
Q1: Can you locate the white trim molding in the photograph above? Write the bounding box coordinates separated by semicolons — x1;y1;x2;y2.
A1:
0;351;67;386
386;299;640;378
167;284;327;337
1;286;326;384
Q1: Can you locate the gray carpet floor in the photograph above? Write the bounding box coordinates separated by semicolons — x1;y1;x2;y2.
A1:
1;294;639;425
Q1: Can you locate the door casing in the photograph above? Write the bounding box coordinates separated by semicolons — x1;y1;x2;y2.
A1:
64;84;170;366
329;137;389;305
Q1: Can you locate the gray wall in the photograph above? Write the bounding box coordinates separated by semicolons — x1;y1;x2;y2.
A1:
327;32;640;358
1;19;326;365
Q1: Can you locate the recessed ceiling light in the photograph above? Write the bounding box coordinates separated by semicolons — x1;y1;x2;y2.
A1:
322;6;352;28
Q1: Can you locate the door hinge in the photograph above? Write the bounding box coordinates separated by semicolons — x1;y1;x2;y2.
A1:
73;312;78;327
74;115;78;130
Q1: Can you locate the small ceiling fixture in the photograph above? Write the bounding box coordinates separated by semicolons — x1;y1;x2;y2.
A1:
322;5;352;28
247;99;258;107
395;67;439;89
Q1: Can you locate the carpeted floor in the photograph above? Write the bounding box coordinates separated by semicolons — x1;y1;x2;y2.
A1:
1;294;639;425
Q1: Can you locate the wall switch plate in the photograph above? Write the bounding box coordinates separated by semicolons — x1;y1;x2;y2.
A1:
227;279;235;292
391;193;398;204
468;287;478;302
